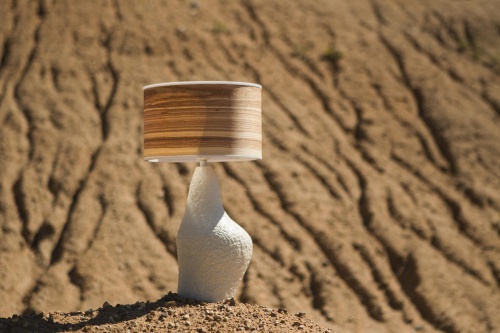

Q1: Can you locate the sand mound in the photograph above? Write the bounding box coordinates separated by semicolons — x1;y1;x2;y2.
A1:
1;0;500;332
0;293;331;333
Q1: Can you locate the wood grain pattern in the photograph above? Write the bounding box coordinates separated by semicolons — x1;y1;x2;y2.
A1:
144;83;262;162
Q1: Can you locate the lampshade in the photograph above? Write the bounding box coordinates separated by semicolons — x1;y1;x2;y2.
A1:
143;81;262;163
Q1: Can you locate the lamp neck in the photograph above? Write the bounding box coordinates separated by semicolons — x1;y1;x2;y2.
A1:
183;165;224;227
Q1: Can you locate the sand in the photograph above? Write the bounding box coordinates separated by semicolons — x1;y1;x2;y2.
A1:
1;0;500;332
0;293;331;333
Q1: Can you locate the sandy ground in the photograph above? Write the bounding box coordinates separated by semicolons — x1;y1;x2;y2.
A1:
1;0;500;332
0;293;332;333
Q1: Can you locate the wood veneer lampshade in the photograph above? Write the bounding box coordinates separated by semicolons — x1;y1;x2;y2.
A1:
143;81;262;163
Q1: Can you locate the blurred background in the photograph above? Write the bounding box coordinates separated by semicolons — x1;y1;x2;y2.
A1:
1;1;500;332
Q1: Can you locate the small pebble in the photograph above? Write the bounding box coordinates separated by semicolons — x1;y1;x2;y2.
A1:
225;298;236;306
165;301;177;307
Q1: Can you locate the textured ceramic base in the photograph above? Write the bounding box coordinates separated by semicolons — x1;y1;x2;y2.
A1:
176;165;253;302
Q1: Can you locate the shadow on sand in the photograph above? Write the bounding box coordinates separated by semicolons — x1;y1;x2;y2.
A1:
0;292;206;333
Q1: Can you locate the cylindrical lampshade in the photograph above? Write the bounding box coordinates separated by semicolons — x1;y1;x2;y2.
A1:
143;81;262;163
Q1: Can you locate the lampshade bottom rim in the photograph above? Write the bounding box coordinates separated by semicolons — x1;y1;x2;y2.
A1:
144;154;262;163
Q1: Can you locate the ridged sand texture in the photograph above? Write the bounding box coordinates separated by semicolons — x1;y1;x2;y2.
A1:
0;1;500;333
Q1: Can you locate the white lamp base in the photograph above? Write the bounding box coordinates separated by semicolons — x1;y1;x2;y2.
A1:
176;165;253;302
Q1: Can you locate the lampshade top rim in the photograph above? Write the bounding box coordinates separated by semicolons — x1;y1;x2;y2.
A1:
143;81;262;90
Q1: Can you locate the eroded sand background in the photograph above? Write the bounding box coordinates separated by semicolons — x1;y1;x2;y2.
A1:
1;1;500;332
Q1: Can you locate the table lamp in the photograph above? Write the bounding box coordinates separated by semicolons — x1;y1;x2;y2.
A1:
143;81;262;302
